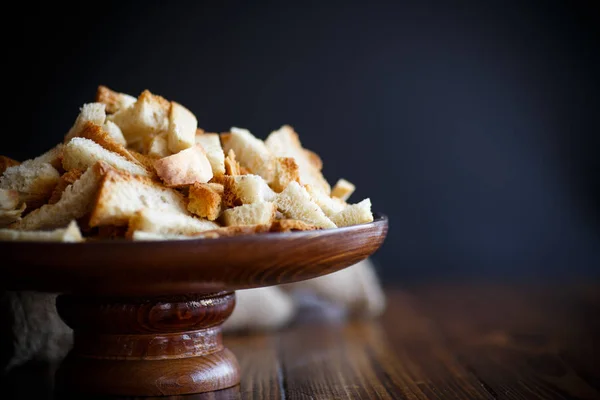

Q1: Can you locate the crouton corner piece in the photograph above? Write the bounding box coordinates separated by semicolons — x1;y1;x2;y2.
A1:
0;220;83;242
89;168;188;227
275;181;336;229
95;85;136;114
64;102;107;142
108;89;171;146
330;198;373;227
168;102;198;153
153;145;213;187
63;137;150;178
331;178;355;201
188;182;223;221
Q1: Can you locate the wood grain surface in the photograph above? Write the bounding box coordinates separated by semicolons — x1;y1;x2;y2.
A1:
2;283;598;399
0;215;388;296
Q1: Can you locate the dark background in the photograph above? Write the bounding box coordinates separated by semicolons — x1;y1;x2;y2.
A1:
3;1;599;283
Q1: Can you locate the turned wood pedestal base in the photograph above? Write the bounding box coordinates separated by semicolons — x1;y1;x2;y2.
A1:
54;292;240;396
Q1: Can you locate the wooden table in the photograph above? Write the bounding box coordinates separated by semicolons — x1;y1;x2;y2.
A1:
3;283;599;399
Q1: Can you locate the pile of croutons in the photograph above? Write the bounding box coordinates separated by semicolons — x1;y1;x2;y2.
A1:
0;86;373;242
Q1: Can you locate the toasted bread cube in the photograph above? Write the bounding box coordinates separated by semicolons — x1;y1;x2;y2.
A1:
147;132;171;158
65;103;107;142
196;133;225;176
63;137;150;177
330;198;373;227
223;174;276;207
271;157;300;192
108;90;170;145
12;162;109;231
127;208;219;237
95;85;136;114
331;178;355;201
75;122;141;165
265;125;330;194
223;127;276;183
221;202;277;226
153;145;213;187
0;220;83;242
224;149;242;176
188;182;223;221
102;120;127;146
275;181;336;229
168;102;197;153
306;184;346;217
89;167;188;227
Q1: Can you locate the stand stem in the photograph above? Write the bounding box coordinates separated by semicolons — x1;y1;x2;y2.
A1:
54;292;240;396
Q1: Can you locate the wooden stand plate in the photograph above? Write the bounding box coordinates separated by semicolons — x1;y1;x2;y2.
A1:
0;214;388;396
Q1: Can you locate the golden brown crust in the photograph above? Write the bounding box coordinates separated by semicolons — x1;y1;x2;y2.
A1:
47;169;84;205
77;122;142;165
272;157;300;192
219;132;232;149
0;156;20;176
269;219;320;232
221;176;241;208
188;182;223;221
224;149;241;176
129;150;159;175
139;89;171;112
95;86;131;114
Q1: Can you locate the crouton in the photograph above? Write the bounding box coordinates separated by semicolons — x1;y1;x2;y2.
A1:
89;167;188;227
95;85;137;114
65;103;107;142
168;102;197;153
330;199;373;227
153;144;213;187
108;90;171;145
127;208;219;237
275;181;336;229
188;182;223;221
331;178;355;201
221;202;277;226
196;132;225;176
265;125;330;194
223;127;276;183
12;162;110;231
222;174;276;207
0;220;83;242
